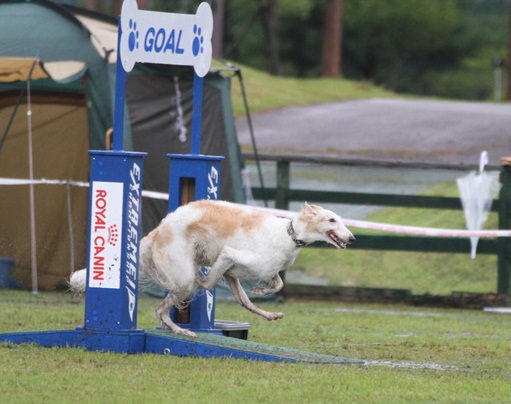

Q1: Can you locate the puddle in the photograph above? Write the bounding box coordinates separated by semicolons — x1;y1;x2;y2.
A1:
321;307;444;318
365;359;466;371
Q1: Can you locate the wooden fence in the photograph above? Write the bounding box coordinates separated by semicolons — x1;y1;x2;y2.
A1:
243;153;511;295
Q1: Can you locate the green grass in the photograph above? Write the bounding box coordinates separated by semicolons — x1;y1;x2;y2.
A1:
1;290;510;403
226;62;399;117
293;182;499;295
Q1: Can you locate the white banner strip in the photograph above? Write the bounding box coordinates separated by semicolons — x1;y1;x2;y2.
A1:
341;218;511;238
2;177;509;238
141;189;168;200
0;177;89;187
240;204;511;239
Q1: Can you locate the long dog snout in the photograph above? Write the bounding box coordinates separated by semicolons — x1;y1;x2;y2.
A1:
327;229;355;249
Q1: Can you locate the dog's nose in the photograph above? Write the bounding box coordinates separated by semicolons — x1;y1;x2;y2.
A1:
349;235;356;243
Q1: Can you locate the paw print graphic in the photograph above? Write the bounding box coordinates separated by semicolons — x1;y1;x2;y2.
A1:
128;19;139;52
192;24;204;56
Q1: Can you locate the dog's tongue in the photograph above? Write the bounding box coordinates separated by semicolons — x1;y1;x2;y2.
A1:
327;230;346;249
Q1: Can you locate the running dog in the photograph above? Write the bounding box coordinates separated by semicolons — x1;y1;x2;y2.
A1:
71;200;354;337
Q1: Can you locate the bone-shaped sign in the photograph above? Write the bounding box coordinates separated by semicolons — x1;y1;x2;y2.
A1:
119;0;213;77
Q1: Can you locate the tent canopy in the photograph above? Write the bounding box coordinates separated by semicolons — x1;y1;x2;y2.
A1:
0;57;87;83
0;0;244;290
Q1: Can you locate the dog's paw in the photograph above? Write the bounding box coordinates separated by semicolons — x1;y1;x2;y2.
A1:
265;312;284;321
176;328;197;338
163;323;197;338
195;276;213;290
160;315;198;338
250;286;269;296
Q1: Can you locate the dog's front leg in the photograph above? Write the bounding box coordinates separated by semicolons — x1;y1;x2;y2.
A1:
224;275;284;321
251;273;284;296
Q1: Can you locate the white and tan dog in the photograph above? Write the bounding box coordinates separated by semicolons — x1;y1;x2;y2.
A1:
71;200;354;337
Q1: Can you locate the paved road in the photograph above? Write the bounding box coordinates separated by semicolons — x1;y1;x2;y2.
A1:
236;98;511;167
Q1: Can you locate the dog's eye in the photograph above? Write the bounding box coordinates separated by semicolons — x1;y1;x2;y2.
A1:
329;218;336;223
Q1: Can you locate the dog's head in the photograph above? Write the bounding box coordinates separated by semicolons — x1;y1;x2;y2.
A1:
296;202;355;249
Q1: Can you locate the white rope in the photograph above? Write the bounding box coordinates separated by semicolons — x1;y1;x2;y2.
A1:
2;177;509;238
239;205;511;239
0;177;89;187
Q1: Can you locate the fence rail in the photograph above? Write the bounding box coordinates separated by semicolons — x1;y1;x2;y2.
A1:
243;153;511;295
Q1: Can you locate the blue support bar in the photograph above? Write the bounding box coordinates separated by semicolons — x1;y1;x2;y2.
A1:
112;18;126;151
0;329;363;364
190;72;204;155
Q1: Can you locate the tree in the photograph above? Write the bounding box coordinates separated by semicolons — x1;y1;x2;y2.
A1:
211;0;225;59
343;0;465;92
260;0;281;75
508;2;511;100
321;0;343;78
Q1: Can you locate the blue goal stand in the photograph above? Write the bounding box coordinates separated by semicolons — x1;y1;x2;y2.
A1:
0;1;363;365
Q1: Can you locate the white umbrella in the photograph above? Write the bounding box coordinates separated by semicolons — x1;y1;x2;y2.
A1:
456;151;501;258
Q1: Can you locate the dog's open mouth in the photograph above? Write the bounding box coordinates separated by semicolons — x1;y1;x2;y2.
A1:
327;230;348;249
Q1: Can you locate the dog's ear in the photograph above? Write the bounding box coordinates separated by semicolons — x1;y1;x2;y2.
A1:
303;202;317;217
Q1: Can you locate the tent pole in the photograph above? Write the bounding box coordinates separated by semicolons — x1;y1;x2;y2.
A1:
235;68;268;207
0;87;25;152
26;60;38;294
66;181;75;274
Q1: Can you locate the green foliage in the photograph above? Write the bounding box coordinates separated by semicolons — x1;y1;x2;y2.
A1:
223;2;264;68
344;0;466;91
423;49;501;100
72;0;511;99
222;0;510;100
278;0;314;19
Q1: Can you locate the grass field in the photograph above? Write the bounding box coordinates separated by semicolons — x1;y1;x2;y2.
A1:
226;62;399;117
1;290;510;403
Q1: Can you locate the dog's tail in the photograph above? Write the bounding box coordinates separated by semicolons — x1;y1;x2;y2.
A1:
67;232;159;294
138;231;184;298
138;231;162;290
69;268;87;294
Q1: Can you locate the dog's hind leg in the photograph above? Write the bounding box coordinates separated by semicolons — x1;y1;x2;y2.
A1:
251;274;284;296
224;275;284;321
195;246;238;290
156;295;197;338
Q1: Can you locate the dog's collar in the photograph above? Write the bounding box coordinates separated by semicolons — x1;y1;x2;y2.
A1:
287;220;307;248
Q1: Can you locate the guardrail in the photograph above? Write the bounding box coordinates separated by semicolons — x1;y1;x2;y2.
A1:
243;153;511;295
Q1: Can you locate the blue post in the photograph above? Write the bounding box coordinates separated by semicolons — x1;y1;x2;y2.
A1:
113;18;126;152
190;73;204;155
167;154;224;333
80;16;147;333
166;69;224;334
83;150;146;332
